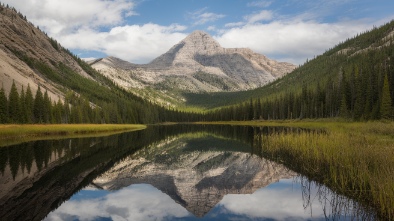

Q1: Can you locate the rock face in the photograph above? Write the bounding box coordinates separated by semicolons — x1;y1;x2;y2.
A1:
91;31;296;93
0;6;93;100
93;135;296;217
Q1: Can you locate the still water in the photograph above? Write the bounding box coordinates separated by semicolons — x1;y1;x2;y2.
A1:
0;125;375;220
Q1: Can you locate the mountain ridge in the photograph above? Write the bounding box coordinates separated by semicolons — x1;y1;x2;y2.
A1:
90;30;296;103
92;134;296;217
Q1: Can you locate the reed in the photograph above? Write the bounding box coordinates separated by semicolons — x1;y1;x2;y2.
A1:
257;122;394;219
0;124;146;140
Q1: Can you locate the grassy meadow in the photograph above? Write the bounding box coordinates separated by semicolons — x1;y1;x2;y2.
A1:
199;120;394;219
0;124;146;146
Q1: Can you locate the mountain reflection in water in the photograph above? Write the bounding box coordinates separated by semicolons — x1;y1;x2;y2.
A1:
0;125;374;221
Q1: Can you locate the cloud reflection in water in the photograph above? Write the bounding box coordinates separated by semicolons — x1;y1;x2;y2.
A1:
45;178;345;221
45;184;191;221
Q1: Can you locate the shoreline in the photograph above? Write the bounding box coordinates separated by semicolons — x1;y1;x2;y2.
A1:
0;124;146;146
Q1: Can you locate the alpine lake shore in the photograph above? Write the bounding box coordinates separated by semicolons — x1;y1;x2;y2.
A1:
1;120;393;219
0;124;146;146
198;120;394;220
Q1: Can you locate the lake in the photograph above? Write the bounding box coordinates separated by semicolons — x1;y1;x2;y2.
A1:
0;125;376;220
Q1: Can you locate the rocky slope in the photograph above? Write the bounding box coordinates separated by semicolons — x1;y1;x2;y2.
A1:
91;31;296;95
92;135;296;217
0;5;94;100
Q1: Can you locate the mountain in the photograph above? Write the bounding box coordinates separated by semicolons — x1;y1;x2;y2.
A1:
0;5;196;124
184;20;394;112
0;6;94;100
90;31;295;105
92;134;296;217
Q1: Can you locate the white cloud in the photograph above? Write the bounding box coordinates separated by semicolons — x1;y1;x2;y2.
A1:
189;8;225;26
219;181;326;219
3;0;188;64
44;184;190;221
244;10;274;23
56;24;187;64
3;0;135;33
216;20;374;64
247;1;273;8
207;26;216;31
225;22;245;28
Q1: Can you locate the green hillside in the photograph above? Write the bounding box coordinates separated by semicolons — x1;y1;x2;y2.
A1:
185;21;394;114
201;21;394;121
0;4;202;124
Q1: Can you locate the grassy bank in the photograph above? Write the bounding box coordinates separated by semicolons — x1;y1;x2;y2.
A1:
200;120;394;219
0;124;146;146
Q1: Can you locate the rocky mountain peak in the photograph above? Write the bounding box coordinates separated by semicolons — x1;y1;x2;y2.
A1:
148;30;223;68
91;29;297;99
181;30;222;54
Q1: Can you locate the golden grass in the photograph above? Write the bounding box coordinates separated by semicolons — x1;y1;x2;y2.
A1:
199;120;394;219
0;124;146;146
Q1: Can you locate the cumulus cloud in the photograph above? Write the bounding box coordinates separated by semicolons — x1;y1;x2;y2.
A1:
3;0;135;33
4;0;391;65
45;184;190;221
3;0;187;64
217;19;373;64
189;8;225;26
247;1;273;8
244;10;274;23
56;23;187;63
218;178;354;220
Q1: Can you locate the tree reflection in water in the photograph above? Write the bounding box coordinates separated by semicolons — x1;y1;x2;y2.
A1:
0;125;378;221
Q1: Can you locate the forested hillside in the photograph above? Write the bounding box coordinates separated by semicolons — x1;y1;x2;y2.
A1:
0;4;201;124
1;2;393;124
202;21;394;121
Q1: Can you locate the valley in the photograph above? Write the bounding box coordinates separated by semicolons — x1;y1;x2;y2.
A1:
0;2;394;220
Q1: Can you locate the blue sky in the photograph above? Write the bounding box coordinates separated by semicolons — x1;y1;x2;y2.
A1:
4;0;394;64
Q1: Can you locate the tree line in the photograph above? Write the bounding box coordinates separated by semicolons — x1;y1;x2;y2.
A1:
204;43;394;121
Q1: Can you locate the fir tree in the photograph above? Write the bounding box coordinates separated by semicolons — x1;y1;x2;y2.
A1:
43;90;52;123
380;73;393;119
25;84;34;123
8;81;20;123
33;86;44;123
339;94;349;118
0;87;8;123
20;86;26;123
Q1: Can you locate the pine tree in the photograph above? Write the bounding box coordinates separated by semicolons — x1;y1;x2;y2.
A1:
339;94;349;118
248;99;254;120
19;86;26;123
380;73;393;119
33;86;44;123
25;84;34;123
43;90;52;123
8;81;20;123
0;87;8;123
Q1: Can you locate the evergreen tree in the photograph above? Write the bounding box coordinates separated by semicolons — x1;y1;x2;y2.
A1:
380;73;393;119
248;99;254;120
0;87;8;123
19;86;26;123
63;100;70;124
33;86;44;123
8;81;20;123
43;90;52;123
25;84;34;123
339;94;349;118
52;99;63;124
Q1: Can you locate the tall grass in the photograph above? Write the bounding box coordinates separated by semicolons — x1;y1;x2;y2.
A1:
0;124;146;140
257;122;394;219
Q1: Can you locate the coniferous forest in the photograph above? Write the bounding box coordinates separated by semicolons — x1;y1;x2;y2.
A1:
1;2;394;124
204;21;394;122
0;81;203;124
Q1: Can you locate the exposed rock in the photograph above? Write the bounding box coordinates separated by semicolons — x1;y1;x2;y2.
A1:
93;136;296;217
91;30;296;94
0;6;93;100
